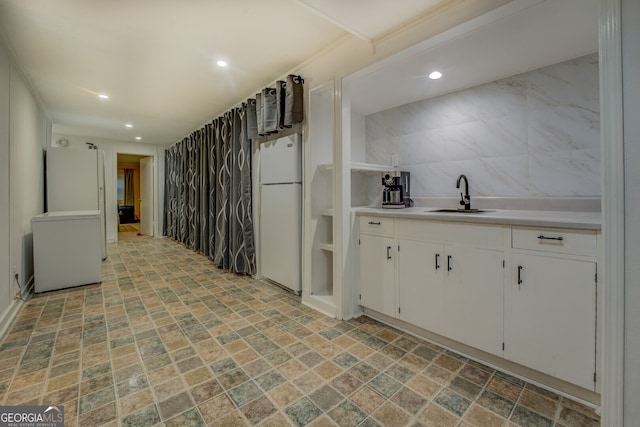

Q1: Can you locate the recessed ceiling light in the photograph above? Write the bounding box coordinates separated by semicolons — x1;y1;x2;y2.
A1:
428;71;442;80
135;136;142;140
98;93;109;100
216;60;228;68
125;124;133;128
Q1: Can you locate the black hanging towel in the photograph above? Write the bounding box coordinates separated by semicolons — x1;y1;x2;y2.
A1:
284;74;304;126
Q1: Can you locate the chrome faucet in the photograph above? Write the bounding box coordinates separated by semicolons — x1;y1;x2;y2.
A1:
456;174;471;210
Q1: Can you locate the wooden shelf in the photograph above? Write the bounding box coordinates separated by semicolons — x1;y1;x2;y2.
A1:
321;208;334;217
317;163;333;171
319;243;334;252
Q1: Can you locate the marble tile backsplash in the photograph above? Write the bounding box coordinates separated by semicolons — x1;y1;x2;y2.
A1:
365;53;600;198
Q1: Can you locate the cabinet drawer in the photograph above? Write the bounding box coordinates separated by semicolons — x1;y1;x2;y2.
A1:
359;216;394;235
512;226;597;257
396;219;507;249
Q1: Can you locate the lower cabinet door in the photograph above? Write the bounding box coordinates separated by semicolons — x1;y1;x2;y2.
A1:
444;246;505;357
397;238;445;335
360;233;396;318
508;253;596;390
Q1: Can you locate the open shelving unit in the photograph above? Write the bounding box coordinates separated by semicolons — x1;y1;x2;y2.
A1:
302;75;404;320
303;81;337;318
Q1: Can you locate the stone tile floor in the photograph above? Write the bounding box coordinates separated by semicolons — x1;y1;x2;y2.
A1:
0;237;601;426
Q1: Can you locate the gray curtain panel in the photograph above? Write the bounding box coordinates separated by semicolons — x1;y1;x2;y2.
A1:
235;105;255;273
163;107;255;275
262;87;279;134
124;169;135;206
249;75;303;139
163;75;303;274
276;80;287;129
256;92;264;136
246;99;258;140
284;74;304;126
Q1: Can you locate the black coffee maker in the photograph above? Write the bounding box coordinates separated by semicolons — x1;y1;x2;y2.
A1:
382;171;410;208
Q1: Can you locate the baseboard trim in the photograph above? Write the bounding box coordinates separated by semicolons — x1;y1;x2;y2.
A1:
362;307;600;407
0;298;24;342
22;275;34;300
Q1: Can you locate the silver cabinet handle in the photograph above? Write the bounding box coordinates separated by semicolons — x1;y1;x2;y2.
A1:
368;221;381;225
447;255;452;271
386;246;392;260
538;234;563;241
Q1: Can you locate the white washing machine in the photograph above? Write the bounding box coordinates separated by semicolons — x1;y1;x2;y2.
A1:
32;210;102;293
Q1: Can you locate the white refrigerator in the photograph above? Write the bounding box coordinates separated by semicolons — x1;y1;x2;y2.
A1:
46;147;107;260
259;134;302;294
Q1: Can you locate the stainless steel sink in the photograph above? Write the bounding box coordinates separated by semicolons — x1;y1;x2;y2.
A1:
427;208;492;214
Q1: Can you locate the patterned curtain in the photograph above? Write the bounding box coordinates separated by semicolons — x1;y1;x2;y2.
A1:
124;169;135;206
163;74;302;276
163;105;255;275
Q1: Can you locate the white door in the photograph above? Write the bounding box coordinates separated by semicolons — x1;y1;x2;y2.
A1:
444;246;504;357
47;148;99;211
508;253;596;390
259;134;301;184
260;183;301;292
359;233;396;318
397;239;445;335
140;157;154;237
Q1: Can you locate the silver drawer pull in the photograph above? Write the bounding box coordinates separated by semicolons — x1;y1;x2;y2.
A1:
538;234;563;241
368;221;381;225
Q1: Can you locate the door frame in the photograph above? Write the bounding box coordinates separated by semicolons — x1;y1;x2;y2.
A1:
114;152;157;242
600;0;624;424
139;156;154;237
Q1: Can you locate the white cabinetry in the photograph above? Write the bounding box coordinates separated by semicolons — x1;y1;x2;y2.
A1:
397;238;445;334
360;233;396;318
442;244;504;356
358;217;396;318
395;220;505;356
360;217;506;357
507;226;598;391
358;216;599;392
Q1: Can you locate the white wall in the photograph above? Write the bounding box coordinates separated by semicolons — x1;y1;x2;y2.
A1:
50;134;164;242
10;62;50;295
365;53;600;198
0;38;51;333
0;37;11;334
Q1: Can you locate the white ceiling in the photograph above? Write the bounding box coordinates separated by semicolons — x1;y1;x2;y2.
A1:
0;0;457;146
296;0;453;41
0;0;599;146
347;0;599;115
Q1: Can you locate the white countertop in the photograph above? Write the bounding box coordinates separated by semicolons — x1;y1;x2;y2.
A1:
354;207;601;230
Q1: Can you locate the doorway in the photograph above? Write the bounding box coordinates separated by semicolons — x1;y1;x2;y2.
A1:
116;153;154;241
